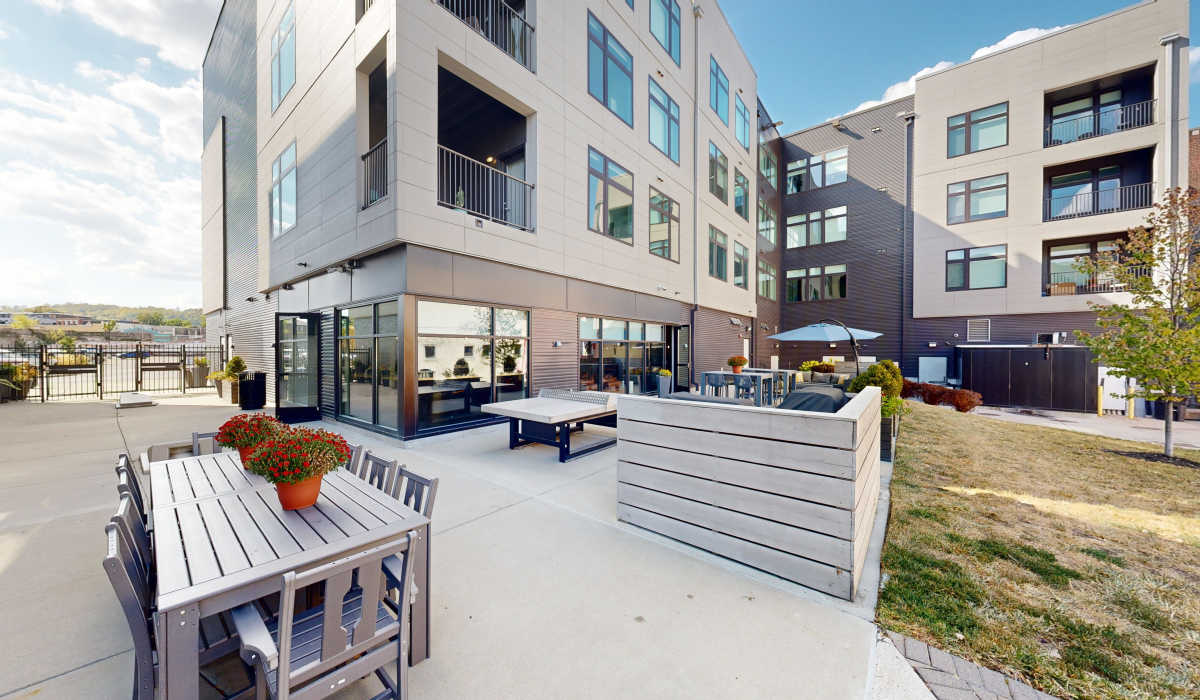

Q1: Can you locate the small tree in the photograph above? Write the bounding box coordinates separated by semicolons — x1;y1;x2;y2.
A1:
59;334;77;353
1076;187;1200;457
102;320;117;340
10;314;36;330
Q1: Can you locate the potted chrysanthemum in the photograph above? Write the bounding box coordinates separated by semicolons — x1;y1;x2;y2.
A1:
215;413;283;464
244;426;351;510
727;355;749;374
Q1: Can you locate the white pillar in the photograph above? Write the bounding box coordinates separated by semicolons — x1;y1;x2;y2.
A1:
1159;33;1186;191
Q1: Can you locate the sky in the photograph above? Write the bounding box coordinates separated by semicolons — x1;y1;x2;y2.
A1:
0;0;1194;310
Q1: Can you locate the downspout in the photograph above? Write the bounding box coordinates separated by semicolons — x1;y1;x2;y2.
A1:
901;112;915;376
689;2;703;389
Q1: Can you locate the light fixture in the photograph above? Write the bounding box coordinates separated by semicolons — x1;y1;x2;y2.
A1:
760;120;783;131
296;262;308;267
927;342;937;348
831;119;845;131
245;296;256;303
282;283;294;291
828;343;837;348
485;155;496;164
729;317;742;327
870;126;882;133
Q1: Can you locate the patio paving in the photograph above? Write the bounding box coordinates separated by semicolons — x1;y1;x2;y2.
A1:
0;397;910;699
971;405;1200;449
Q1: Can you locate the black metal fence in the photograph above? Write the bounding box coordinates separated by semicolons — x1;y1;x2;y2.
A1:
0;343;225;402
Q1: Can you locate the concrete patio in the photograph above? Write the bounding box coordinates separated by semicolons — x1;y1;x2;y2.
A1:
0;397;917;699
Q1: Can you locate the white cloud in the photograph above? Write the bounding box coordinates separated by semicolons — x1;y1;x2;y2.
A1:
845;26;1069;116
1190;47;1199;83
0;21;11;40
136;56;152;71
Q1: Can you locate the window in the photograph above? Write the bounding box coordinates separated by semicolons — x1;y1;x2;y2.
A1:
1044;236;1132;295
945;245;1007;291
580;316;671;395
649;187;679;262
338;301;399;429
587;148;634;243
625;0;634;7
649;0;681;65
709;56;728;124
786;206;846;248
708;226;727;280
1048;91;1125;145
424;345;435;359
787;265;847;301
587;13;634;126
270;143;297;238
463;345;473;357
735;94;750;149
708;142;728;202
733;242;748;289
757;260;776;300
786;147;847;193
947;174;1007;224
648;78;680;163
1046;166;1123;220
757;199;776;244
734;170;749;220
271;2;296;110
948;102;1007;157
759;146;777;184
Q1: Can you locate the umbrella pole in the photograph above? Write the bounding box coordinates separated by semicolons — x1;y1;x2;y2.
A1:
818;318;862;377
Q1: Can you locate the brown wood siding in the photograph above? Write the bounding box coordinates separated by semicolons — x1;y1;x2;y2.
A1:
531;308;579;393
693;306;752;379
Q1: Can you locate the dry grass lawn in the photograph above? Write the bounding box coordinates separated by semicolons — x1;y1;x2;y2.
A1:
880;402;1200;699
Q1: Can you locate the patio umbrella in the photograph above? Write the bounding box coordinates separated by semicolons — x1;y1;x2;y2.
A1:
769;320;883;374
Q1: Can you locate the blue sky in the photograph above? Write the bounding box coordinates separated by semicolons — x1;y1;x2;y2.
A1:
0;1;1192;310
722;0;1198;131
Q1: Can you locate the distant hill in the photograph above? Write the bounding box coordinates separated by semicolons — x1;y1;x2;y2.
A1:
1;303;205;327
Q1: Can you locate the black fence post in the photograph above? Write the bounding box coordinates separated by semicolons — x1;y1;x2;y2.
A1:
135;342;142;391
181;345;187;395
97;344;104;401
39;344;46;403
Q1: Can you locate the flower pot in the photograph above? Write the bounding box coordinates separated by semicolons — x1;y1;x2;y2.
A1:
275;474;323;510
229;381;240;405
214;380;224;398
237;445;256;465
732;365;743;374
658;381;673;398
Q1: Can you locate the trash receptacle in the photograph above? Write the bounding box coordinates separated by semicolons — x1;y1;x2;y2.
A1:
238;371;266;410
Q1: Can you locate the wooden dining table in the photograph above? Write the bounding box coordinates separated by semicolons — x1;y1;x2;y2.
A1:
147;452;431;699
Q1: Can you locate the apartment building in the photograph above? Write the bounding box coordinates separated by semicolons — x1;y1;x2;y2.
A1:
763;0;1189;409
202;0;759;436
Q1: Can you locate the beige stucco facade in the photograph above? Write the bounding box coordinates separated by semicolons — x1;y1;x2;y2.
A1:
911;0;1189;320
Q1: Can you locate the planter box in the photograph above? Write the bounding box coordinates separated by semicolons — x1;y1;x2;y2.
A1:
214;380;224;398
880;413;899;462
186;366;208;388
616;387;882;601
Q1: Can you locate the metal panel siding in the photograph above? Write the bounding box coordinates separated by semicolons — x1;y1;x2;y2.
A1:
778;98;912;369
530;308;578;393
203;0;275;396
319;307;336;418
693;306;751;378
755;99;783;367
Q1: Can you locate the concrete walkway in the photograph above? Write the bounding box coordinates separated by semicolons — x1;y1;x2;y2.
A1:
0;398;920;699
971;405;1200;450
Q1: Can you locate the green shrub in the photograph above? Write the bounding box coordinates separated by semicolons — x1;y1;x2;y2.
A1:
799;360;821;371
224;355;246;375
849;360;903;398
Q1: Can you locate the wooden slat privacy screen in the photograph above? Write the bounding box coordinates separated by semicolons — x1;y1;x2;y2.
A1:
615;388;882;600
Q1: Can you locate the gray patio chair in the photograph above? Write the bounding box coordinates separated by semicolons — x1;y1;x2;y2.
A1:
702;373;726;397
115;454;147;514
343;443;364;474
393;467;438;517
103;522;253;700
361;452;399;495
193;431;219;456
231;533;417;700
732;374;756;402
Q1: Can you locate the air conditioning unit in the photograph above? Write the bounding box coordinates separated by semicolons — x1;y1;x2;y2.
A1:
1034;332;1064;345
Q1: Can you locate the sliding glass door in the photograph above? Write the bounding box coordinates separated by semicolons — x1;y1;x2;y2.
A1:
337;301;399;430
276;313;320;423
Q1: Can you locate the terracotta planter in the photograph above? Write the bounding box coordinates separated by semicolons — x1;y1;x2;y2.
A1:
731;365;743;374
237;445;256;465
275;474;323;510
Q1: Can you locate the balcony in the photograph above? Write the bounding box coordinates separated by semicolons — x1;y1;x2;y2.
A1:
362;139;387;208
1044;99;1155;147
1042;147;1154;222
1044;267;1150;296
437;146;533;230
437;0;535;73
1043;182;1154;221
1043;65;1154;148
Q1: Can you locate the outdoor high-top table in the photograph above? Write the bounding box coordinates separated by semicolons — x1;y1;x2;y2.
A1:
744;368;797;402
699;370;775;407
147;452;431;699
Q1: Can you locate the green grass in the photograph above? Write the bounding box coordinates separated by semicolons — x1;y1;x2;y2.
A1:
878;545;983;639
904;506;946;523
1110;590;1172;632
1081;547;1127;568
968;538;1084;588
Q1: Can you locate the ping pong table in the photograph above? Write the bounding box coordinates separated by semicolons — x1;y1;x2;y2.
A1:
481;389;618;462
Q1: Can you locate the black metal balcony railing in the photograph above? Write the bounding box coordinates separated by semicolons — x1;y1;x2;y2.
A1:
437;145;533;231
362;139;387;209
1044;182;1153;221
1044;266;1151;296
1044;99;1155;147
437;0;535;72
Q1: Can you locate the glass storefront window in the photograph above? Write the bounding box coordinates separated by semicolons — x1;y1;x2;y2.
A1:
580;341;601;391
579;317;600;340
495;308;529;337
581;316;671;395
377;301;398;335
417;300;491;335
340;337;373;422
602;319;627;340
337;302;400;429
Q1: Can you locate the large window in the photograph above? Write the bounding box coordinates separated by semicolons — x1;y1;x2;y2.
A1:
587;147;634;243
786;206;846;248
759;146;777;184
649;187;679;261
587;13;634;126
416;301;529;431
1044;236;1128;295
787;265;847;301
338;301;399;429
648;78;680;163
270;143;297;238
580;317;670;395
948;102;1007;157
649;0;681;65
734;169;749;220
786;147;847;193
1046;166;1122;220
709;56;728;124
947;174;1007;224
757;260;777;300
708;142;727;202
946;245;1007;291
271;2;296;110
757;199;776;245
708;226;727;280
733;241;749;289
1048;91;1124;145
735;94;750;150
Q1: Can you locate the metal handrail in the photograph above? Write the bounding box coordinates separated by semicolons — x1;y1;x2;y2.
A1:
362;139;387;209
1043;181;1154;221
435;0;535;72
1045;266;1150;296
1044;99;1155;147
437;145;534;231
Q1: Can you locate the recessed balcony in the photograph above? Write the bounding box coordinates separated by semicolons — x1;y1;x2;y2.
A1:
1042;147;1154;222
437;0;535;73
1043;64;1154;148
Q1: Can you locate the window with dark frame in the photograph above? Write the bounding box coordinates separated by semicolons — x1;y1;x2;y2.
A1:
708;141;728;202
708;226;727;280
648;78;680;163
270;142;297;238
786;265;847;302
648;187;679;262
947;173;1007;224
649;0;681;65
945;245;1007;291
587;147;634;243
1048;91;1125;145
587;13;634;126
757;199;776;245
733;241;748;289
759;145;777;183
337;301;400;430
757;260;777;300
1044;236;1133;295
785;147;847;193
579;316;670;395
271;2;296;110
734;169;749;220
948;102;1008;157
735;94;750;150
709;55;728;124
785;206;846;248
